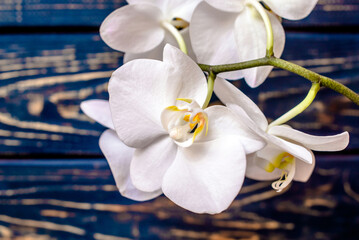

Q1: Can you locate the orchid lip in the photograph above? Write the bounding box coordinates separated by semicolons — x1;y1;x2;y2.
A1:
256;151;296;192
161;98;208;147
269;152;295;192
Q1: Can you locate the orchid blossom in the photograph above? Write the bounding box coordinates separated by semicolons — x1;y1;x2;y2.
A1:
81;100;162;201
100;0;201;62
107;44;265;214
190;0;318;87
214;78;349;192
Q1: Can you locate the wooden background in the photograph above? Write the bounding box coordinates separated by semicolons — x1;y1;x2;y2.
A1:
0;0;358;239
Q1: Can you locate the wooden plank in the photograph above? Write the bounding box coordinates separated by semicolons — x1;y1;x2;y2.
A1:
0;156;357;239
0;32;358;155
283;0;359;27
0;0;126;26
0;0;358;27
0;33;120;155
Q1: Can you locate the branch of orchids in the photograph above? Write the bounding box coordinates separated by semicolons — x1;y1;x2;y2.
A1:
199;57;359;106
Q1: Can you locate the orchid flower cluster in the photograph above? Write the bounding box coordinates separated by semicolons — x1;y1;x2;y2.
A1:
81;0;357;214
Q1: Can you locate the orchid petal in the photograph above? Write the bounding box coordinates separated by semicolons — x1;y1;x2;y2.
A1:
294;151;315;182
268;126;350;152
163;45;207;106
263;0;318;20
128;0;201;21
109;59;170;148
234;8;285;87
124;29;196;63
201;105;265;154
190;2;244;80
214;77;268;130
80;100;114;130
267;135;313;164
163;0;202;21
205;0;244;12
127;0;162;5
99;130;162;201
100;4;164;53
124;42;164;63
162;136;246;214
130;136;177;192
226;103;268;137
226;103;312;164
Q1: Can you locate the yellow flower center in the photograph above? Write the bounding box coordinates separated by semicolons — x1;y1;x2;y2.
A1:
171;17;189;30
264;152;294;173
162;98;208;147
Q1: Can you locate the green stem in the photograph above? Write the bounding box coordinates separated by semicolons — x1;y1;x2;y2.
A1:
199;58;270;73
199;57;359;106
268;82;321;128
202;71;215;109
161;21;188;54
246;0;274;57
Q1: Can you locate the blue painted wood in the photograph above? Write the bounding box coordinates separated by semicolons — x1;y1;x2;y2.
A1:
0;0;358;27
0;32;358;155
0;0;125;26
0;156;357;239
283;0;359;27
0;33;120;155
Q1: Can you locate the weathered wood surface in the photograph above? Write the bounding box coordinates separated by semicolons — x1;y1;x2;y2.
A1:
0;32;358;155
0;0;358;27
0;0;125;26
0;156;357;239
0;33;121;155
282;0;359;27
0;1;357;239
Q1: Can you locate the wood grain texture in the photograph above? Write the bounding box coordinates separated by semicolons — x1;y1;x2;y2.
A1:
0;33;120;155
283;0;359;27
0;32;358;155
0;0;358;27
0;156;357;239
0;0;125;26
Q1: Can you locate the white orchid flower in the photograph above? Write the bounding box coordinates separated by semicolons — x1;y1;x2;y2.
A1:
100;0;201;62
108;44;265;214
81;100;162;201
190;0;318;87
214;77;349;192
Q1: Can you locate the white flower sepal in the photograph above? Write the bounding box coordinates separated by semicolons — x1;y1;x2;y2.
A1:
190;0;317;87
108;44;265;214
214;77;349;192
80;100;162;201
100;0;201;62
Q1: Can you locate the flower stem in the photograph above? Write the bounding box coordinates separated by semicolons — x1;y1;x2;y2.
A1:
161;21;188;54
246;0;274;57
202;71;216;109
199;57;359;106
268;82;321;128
